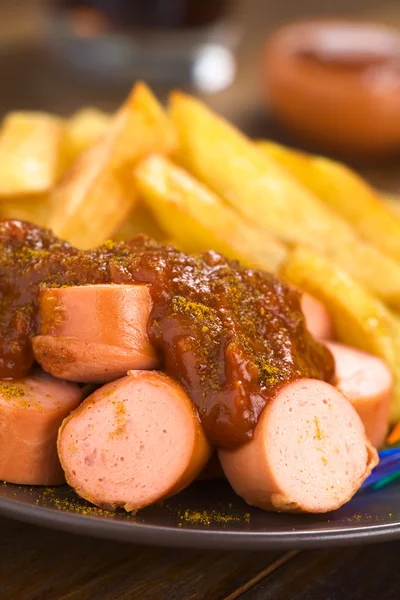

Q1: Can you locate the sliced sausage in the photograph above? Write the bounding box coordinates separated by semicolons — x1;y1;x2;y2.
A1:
301;293;334;340
58;370;212;511
0;369;82;485
218;379;377;513
197;452;225;480
33;284;159;383
327;341;393;448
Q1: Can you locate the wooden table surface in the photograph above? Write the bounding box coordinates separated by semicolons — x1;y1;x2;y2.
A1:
1;2;400;599
2;516;400;600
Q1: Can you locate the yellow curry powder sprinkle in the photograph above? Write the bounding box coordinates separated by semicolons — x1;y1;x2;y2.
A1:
175;508;251;526
0;383;25;400
109;400;127;439
0;383;44;411
314;417;323;441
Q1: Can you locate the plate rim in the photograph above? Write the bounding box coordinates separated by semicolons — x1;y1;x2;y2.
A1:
1;496;400;550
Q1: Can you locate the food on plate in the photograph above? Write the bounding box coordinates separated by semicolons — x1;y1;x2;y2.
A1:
0;82;398;516
282;247;400;421
134;154;287;272
301;293;334;340
327;342;392;448
262;20;400;156
170;92;400;307
219;379;377;513
48;83;176;249
0;220;378;513
258;141;400;264
58;371;212;511
382;193;400;217
64;107;111;167
113;202;166;243
0;112;65;197
0;220;333;445
33;284;159;383
387;420;400;445
0;194;51;227
0;369;82;485
0;220;76;380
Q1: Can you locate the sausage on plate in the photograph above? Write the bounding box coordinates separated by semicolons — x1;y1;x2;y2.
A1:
327;341;393;448
301;293;334;340
33;284;159;383
58;370;212;511
218;379;378;513
0;369;82;485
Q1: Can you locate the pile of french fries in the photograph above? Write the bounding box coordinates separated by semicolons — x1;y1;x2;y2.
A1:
1;82;400;425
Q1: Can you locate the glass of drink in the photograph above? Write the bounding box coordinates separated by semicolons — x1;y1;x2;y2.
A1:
48;0;239;93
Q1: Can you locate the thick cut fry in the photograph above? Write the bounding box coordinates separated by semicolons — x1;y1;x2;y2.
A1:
170;93;400;307
134;155;288;272
49;142;135;248
113;201;165;242
0;195;50;227
259;141;400;263
387;421;400;445
281;247;400;422
64;108;111;166
48;83;177;249
382;193;400;217
0;112;65;197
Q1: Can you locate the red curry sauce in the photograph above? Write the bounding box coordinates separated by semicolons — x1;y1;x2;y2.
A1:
0;220;334;448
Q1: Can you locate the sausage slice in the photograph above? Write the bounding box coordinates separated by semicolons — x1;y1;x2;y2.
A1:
327;341;393;448
58;371;212;511
33;284;159;383
218;379;377;513
0;369;82;485
301;293;334;340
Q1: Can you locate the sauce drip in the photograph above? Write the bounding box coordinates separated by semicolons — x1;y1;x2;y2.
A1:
0;221;334;448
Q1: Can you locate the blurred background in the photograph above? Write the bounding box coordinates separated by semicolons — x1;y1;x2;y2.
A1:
0;0;399;188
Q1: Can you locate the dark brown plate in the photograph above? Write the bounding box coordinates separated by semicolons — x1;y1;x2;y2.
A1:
0;478;399;549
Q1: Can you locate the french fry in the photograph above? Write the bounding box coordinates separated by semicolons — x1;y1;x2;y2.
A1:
0;112;65;197
258;141;400;264
113;201;165;242
382;192;400;217
170;93;400;307
0;194;51;227
281;246;400;422
134;155;288;272
170;93;334;249
64;108;111;166
48;83;177;249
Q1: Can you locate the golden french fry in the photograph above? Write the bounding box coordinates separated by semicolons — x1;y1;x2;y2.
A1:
134;155;288;272
170;92;345;248
48;83;177;249
258;140;400;264
0;112;65;197
281;246;400;422
48;142;135;248
0;194;51;227
64;108;111;166
113;201;165;242
170;92;400;307
382;192;400;217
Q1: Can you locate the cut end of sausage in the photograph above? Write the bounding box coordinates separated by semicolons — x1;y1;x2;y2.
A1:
0;369;83;485
58;371;212;511
301;293;334;340
33;336;158;383
33;284;159;383
219;379;378;513
326;341;393;448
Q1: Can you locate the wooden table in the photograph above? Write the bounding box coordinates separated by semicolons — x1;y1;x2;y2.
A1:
1;2;400;599
1;516;400;600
